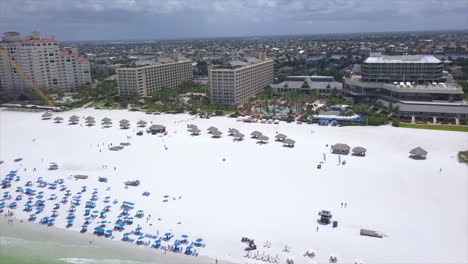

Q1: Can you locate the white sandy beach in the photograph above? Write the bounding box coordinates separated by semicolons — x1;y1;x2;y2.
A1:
0;108;467;264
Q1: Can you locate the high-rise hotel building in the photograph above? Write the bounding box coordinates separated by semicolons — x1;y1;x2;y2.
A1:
0;31;91;99
116;58;193;97
209;53;274;105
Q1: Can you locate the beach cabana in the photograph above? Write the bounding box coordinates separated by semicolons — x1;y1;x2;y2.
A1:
409;147;428;159
318;210;332;224
53;116;64;123
119;119;130;129
41;112;53;120
149;124;166;134
228;128;239;136
352;147;367;156
283;138;296;148
137;120;147;127
251;131;263;138
257;135;269;144
331;143;350;155
211;130;222;138
191;128;201;136
275;133;287;141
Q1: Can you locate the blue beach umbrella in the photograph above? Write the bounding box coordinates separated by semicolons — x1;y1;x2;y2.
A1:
186;245;193;250
81;225;88;228
196;238;203;242
165;232;172;237
106;230;112;233
138;236;145;240
181;235;188;238
174;242;181;247
123;233;131;236
154;239;161;244
163;195;169;198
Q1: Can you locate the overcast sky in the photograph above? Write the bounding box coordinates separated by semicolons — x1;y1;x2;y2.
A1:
0;0;467;41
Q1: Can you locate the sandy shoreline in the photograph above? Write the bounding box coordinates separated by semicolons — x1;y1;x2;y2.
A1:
0;217;225;264
0;108;467;264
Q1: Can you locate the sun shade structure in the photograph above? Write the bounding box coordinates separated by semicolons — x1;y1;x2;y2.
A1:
275;133;287;141
211;130;222;138
257;135;269;143
283;138;296;147
234;132;244;139
250;131;263;138
409;147;428;158
41;112;53;120
102;118;112;127
331;143;350;154
207;126;218;133
149;124;166;134
228;128;239;135
119;119;130;129
53;116;63;123
187;124;197;130
352;146;367;156
69;115;79;124
137;120;147;127
191;128;201;135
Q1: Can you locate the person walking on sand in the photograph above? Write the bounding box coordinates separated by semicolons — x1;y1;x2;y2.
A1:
345;202;347;208
316;226;319;232
341;202;343;208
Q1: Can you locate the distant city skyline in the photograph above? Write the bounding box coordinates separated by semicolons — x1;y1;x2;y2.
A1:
1;0;467;41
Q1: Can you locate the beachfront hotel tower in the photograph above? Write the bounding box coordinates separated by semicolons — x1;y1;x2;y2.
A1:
0;31;91;99
116;57;193;97
344;53;463;102
208;52;274;105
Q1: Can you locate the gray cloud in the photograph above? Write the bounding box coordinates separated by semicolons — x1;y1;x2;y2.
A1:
0;0;466;40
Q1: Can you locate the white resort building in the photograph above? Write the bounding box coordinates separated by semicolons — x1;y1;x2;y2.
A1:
0;31;91;99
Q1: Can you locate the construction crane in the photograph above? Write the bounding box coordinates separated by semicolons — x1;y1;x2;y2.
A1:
0;48;55;106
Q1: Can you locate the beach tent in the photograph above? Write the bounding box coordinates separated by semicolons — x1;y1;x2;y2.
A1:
331;143;350;155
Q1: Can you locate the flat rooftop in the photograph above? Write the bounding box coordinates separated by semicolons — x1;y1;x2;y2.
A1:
365;55;441;64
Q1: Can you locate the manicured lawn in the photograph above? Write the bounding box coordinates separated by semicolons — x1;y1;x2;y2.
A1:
400;123;468;132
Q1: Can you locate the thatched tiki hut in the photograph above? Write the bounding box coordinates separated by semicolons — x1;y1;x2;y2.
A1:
85;116;96;126
191;128;201;135
42;112;53;120
234;132;244;140
137;120;147;127
101;117;112;127
207;126;218;134
119;119;130;129
69;115;79;125
211;130;222;138
228;128;239;136
149;124;166;134
352;146;367;156
409;147;428;159
85;116;95;122
187;124;197;131
331;143;350;155
257;135;269;144
250;131;262;138
53;116;64;123
275;133;287;142
283;138;296;148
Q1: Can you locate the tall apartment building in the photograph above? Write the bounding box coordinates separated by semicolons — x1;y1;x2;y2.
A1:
0;31;91;99
209;53;274;105
116;58;192;97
